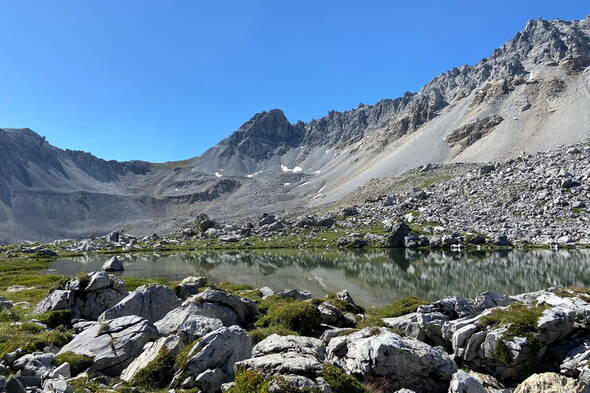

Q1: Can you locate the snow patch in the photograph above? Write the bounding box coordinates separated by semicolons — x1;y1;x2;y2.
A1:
283;183;290;186
215;172;223;178
281;164;303;173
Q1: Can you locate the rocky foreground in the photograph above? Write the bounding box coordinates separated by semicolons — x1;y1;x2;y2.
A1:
1;264;590;393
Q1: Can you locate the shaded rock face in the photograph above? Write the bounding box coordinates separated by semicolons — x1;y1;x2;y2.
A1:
178;326;252;393
34;271;128;320
102;256;124;272
58;315;158;376
326;327;458;393
98;284;180;323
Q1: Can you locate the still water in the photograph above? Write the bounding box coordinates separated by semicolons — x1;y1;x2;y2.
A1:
49;249;590;306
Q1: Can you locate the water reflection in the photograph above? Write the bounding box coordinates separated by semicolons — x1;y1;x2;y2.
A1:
50;249;590;306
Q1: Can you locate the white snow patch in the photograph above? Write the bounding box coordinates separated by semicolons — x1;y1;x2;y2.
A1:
281;164;303;173
313;170;321;174
246;171;261;178
215;172;223;178
283;183;291;186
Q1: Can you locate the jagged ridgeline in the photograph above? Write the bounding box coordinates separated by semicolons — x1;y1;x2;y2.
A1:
1;16;590;242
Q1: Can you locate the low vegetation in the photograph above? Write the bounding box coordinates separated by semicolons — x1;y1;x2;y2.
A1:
255;299;320;336
55;352;94;376
360;296;427;327
130;347;176;390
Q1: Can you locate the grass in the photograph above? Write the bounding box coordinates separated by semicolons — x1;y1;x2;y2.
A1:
255;300;320;336
359;296;427;328
130;347;176;390
478;303;549;365
322;364;374;393
55;352;94;376
225;370;270;393
36;310;73;328
248;326;297;345
121;277;173;291
0;322;71;358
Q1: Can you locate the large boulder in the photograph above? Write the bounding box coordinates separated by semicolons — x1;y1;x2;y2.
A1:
176;326;251;393
448;370;486;393
58;316;158;376
13;353;56;379
34;271;128;320
98;284;180;323
326;327;458;393
157;289;257;329
513;372;588;393
236;334;325;377
235;334;328;393
385;222;412;248
155;300;224;338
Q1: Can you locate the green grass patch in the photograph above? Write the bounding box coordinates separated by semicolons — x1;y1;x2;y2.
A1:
130;347;176;390
121;277;172;291
248;326;297;345
322;363;374;393
255;300;320;336
478;303;549;365
55;352;94;376
36;310;73;328
360;296;427;328
0;322;71;358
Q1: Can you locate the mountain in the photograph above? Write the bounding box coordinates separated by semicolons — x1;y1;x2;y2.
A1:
1;15;589;243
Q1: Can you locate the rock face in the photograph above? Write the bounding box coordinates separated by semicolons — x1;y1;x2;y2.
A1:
326;327;458;393
448;370;487;393
156;289;258;329
513;372;589;393
98;284;180;323
235;334;328;392
179;326;252;393
58;316;158;376
34;271;128;320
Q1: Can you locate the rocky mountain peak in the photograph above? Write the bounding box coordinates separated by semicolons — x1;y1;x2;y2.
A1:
219;109;305;160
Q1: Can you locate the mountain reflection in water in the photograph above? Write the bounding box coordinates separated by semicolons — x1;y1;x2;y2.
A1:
50;249;590;306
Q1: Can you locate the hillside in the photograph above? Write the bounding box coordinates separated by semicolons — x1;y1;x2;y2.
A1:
1;15;589;242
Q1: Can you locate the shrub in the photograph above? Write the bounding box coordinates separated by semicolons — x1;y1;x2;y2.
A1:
225;370;269;393
255;301;320;336
322;364;373;393
55;352;93;376
37;310;73;328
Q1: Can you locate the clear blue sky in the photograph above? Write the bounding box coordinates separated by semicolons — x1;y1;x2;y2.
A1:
0;1;587;162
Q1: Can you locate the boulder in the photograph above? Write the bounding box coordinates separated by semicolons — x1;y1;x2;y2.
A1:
58;316;158;376
98;284;180;323
326;327;458;393
385;222;412;248
235;335;326;389
42;377;72;393
0;296;13;310
6;377;26;393
176;276;207;299
155;300;236;334
179;326;251;393
513;372;588;393
13;352;55;378
448;370;486;393
102;256;124;272
275;289;312;301
35;271;128;320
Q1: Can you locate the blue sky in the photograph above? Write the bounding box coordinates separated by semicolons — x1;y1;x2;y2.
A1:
0;1;587;162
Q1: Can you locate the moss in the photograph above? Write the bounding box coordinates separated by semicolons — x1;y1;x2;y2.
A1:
255;301;320;336
554;287;590;303
322;363;373;393
55;352;93;376
225;370;270;393
257;295;295;314
0;309;20;322
67;375;104;393
248;326;297;345
36;310;73;328
360;296;427;328
130;347;176;389
478;303;549;366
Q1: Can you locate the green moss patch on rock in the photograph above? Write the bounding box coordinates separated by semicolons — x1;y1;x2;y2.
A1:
255;300;320;336
322;363;374;393
248;326;297;345
360;296;427;327
130;347;176;390
55;352;94;376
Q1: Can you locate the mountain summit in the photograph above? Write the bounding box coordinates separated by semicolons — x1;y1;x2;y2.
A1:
1;16;590;242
